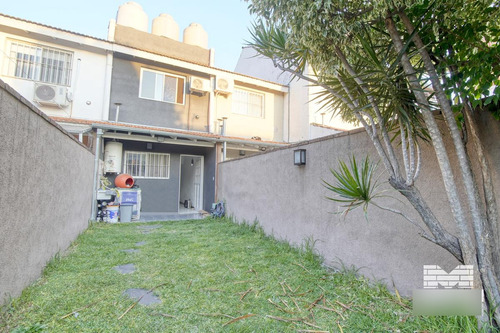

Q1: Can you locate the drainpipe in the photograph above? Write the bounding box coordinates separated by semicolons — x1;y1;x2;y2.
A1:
69;58;81;118
90;128;104;221
208;76;216;133
287;90;291;142
114;103;121;122
102;51;113;121
221;117;227;161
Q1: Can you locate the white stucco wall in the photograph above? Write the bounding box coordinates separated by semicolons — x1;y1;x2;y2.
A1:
0;29;109;122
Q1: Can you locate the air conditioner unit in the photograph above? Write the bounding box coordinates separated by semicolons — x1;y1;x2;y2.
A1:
33;83;70;107
215;77;234;94
190;76;211;93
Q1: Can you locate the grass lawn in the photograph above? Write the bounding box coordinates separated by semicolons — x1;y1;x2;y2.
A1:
0;218;485;332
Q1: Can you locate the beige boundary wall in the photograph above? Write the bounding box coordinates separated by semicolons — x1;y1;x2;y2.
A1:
0;80;94;305
218;112;500;296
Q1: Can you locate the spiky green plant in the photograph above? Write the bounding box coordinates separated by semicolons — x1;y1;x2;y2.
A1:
323;155;383;216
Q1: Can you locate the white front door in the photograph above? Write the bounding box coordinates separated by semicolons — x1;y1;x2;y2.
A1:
179;155;204;211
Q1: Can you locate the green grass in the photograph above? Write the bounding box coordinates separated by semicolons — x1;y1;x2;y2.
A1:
0;218;490;332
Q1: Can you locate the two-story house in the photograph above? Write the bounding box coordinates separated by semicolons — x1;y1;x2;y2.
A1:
235;46;360;141
0;2;289;219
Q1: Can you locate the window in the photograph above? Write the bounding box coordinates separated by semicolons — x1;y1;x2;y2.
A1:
7;40;73;86
139;68;185;104
232;88;264;118
124;151;170;179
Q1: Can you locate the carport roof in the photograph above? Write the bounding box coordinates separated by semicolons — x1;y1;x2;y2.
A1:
51;117;288;148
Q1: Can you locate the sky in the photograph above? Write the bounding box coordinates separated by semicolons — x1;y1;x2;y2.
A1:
0;0;256;71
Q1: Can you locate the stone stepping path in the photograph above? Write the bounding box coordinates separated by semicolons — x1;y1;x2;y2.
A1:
137;225;162;235
115;236;163;307
123;288;162;305
114;263;136;274
137;225;162;230
121;249;140;254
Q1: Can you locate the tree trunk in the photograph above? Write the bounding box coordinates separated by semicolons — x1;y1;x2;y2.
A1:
462;102;500;278
384;13;478;269
389;178;462;261
398;11;500;325
334;46;403;181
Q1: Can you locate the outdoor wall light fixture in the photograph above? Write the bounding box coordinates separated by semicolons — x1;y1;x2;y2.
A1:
294;149;306;166
191;159;194;166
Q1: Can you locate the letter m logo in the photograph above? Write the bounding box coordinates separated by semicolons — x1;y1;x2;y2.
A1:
423;265;474;289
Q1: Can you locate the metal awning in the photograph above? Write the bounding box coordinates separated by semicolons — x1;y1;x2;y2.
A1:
92;123;286;150
58;123;92;134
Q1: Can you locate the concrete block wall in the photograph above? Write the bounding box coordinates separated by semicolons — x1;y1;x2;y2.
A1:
0;79;94;305
218;111;500;296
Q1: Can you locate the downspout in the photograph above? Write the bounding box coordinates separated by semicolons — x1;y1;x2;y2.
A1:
102;51;113;121
102;19;115;121
221;117;227;161
208;76;216;133
69;58;81;118
287;89;291;142
114;103;121;122
90;128;104;221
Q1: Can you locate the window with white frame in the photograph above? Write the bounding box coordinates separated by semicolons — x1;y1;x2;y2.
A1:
124;151;170;179
7;40;73;86
232;88;264;118
139;68;185;104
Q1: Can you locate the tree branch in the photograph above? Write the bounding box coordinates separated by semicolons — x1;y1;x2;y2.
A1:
372;202;435;242
399;119;411;183
334;46;403;181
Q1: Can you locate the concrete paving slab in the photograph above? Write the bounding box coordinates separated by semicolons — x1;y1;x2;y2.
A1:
123;288;162;306
114;263;136;274
135;241;146;246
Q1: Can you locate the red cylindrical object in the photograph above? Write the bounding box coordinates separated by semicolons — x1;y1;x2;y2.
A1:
115;173;134;188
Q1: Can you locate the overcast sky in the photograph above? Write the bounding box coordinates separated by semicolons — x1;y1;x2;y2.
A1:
0;0;256;71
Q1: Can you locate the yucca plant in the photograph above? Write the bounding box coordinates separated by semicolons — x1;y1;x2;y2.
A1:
323;155;383;216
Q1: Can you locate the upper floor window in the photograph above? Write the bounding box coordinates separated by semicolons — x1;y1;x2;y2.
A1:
7;40;73;86
232;88;264;118
139;68;185;105
124;151;170;179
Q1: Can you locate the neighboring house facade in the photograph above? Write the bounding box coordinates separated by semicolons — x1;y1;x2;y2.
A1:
0;2;288;217
235;47;360;141
0;14;112;147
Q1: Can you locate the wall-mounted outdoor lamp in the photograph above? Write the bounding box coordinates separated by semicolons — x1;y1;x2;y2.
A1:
294;149;306;166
